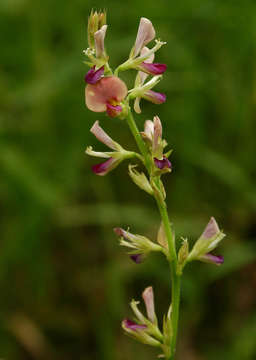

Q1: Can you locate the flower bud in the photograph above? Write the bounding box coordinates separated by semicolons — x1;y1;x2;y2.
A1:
128;164;153;195
177;239;189;275
114;227;162;258
87;10;106;49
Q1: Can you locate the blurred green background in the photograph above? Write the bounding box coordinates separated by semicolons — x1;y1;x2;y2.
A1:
1;0;256;359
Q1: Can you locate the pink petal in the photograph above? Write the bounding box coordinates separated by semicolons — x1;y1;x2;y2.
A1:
134;18;155;57
142;286;155;323
90;121;116;150
85;76;128;112
201;217;220;240
153;115;162;154
94;25;107;58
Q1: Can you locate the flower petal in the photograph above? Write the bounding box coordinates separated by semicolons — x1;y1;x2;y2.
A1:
134;18;155;57
85;65;104;84
94;25;107;58
91;157;118;176
153;115;162;155
106;103;123;118
142;286;156;323
122;319;147;331
85;76;128;112
90;121;117;150
143;90;166;104
199;253;224;266
154;157;171;170
201;217;220;240
139;62;167;75
137;46;155;85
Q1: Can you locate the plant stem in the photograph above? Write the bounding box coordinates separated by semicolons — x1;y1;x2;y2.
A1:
155;195;180;359
125;109;181;359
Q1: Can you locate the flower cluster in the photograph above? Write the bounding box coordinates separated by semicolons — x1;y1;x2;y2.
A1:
83;11;226;359
83;12;167;118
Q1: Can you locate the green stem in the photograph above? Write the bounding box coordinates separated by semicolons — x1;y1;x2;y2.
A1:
125;109;181;359
155;195;180;359
126;108;151;172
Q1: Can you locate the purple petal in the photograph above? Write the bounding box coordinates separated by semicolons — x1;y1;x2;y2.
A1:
200;253;224;266
139;62;167;75
143;90;166;104
130;254;143;264
90;121;117;150
85;65;104;84
122;319;147;331
106;102;123;118
154;156;171;170
92;157;117;176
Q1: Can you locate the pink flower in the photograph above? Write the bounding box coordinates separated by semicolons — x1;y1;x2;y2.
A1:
85;76;128;118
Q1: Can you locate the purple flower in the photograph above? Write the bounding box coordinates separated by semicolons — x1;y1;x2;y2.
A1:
122;319;147;331
85;65;104;84
154;156;172;170
138;62;167;75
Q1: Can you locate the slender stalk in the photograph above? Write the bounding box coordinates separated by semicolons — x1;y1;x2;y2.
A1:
155;196;180;359
125;109;181;359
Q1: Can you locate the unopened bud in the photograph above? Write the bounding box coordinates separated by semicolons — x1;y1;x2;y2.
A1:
128;165;153;195
177;239;189;275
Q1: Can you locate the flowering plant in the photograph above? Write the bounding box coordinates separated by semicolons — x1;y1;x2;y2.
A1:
83;11;225;359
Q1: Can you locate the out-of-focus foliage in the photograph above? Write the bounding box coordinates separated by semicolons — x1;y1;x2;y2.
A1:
0;0;256;359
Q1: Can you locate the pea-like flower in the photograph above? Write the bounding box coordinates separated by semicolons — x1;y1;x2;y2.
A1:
187;217;225;265
131;47;166;114
114;227;163;263
122;286;162;346
141;116;172;172
86;121;136;175
85;76;128;118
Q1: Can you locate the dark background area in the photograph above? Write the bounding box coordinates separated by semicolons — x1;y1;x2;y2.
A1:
0;0;256;359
